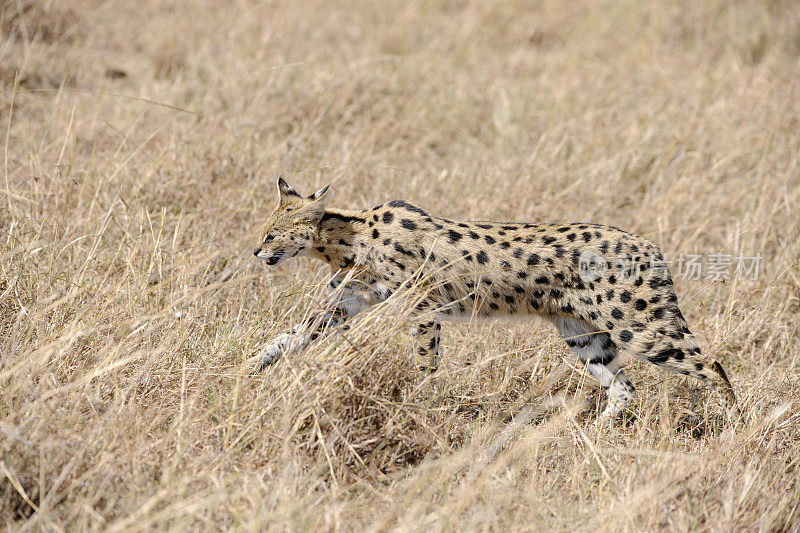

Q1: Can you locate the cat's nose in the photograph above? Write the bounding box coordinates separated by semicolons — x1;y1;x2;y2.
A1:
253;247;262;257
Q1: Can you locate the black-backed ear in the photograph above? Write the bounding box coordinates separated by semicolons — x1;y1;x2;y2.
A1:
308;184;330;202
277;175;301;203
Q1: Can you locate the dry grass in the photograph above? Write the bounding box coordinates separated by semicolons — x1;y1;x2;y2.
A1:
2;0;800;530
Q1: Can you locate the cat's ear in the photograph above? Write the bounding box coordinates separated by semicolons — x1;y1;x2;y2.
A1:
307;184;330;202
277;175;301;204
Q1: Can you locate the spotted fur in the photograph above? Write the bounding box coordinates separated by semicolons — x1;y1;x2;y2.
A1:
254;177;738;424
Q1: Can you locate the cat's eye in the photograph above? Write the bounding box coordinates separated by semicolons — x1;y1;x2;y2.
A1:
264;235;274;243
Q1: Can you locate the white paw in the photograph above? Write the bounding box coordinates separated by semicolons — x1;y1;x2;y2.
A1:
254;333;292;370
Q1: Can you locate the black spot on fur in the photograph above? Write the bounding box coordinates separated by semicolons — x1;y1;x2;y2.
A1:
527;253;540;265
388;200;428;217
321;212;365;224
619;290;632;303
619;330;633;342
588;350;616;366
634;299;647;310
517;271;527;279
542;236;557;245
469;231;480;239
484;235;496;245
649;348;682;364
600;334;614;350
372;229;380;239
394;243;415;257
611;308;624;319
475;251;489;264
382;212;394;223
448;230;463;243
400;219;417;230
535;276;549;284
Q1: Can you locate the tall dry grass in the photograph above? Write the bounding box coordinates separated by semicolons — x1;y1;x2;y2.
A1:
1;0;799;530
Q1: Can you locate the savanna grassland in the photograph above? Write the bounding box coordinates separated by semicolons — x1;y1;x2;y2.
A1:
2;0;800;530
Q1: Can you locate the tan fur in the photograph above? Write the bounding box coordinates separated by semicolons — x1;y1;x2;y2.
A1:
254;178;738;423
